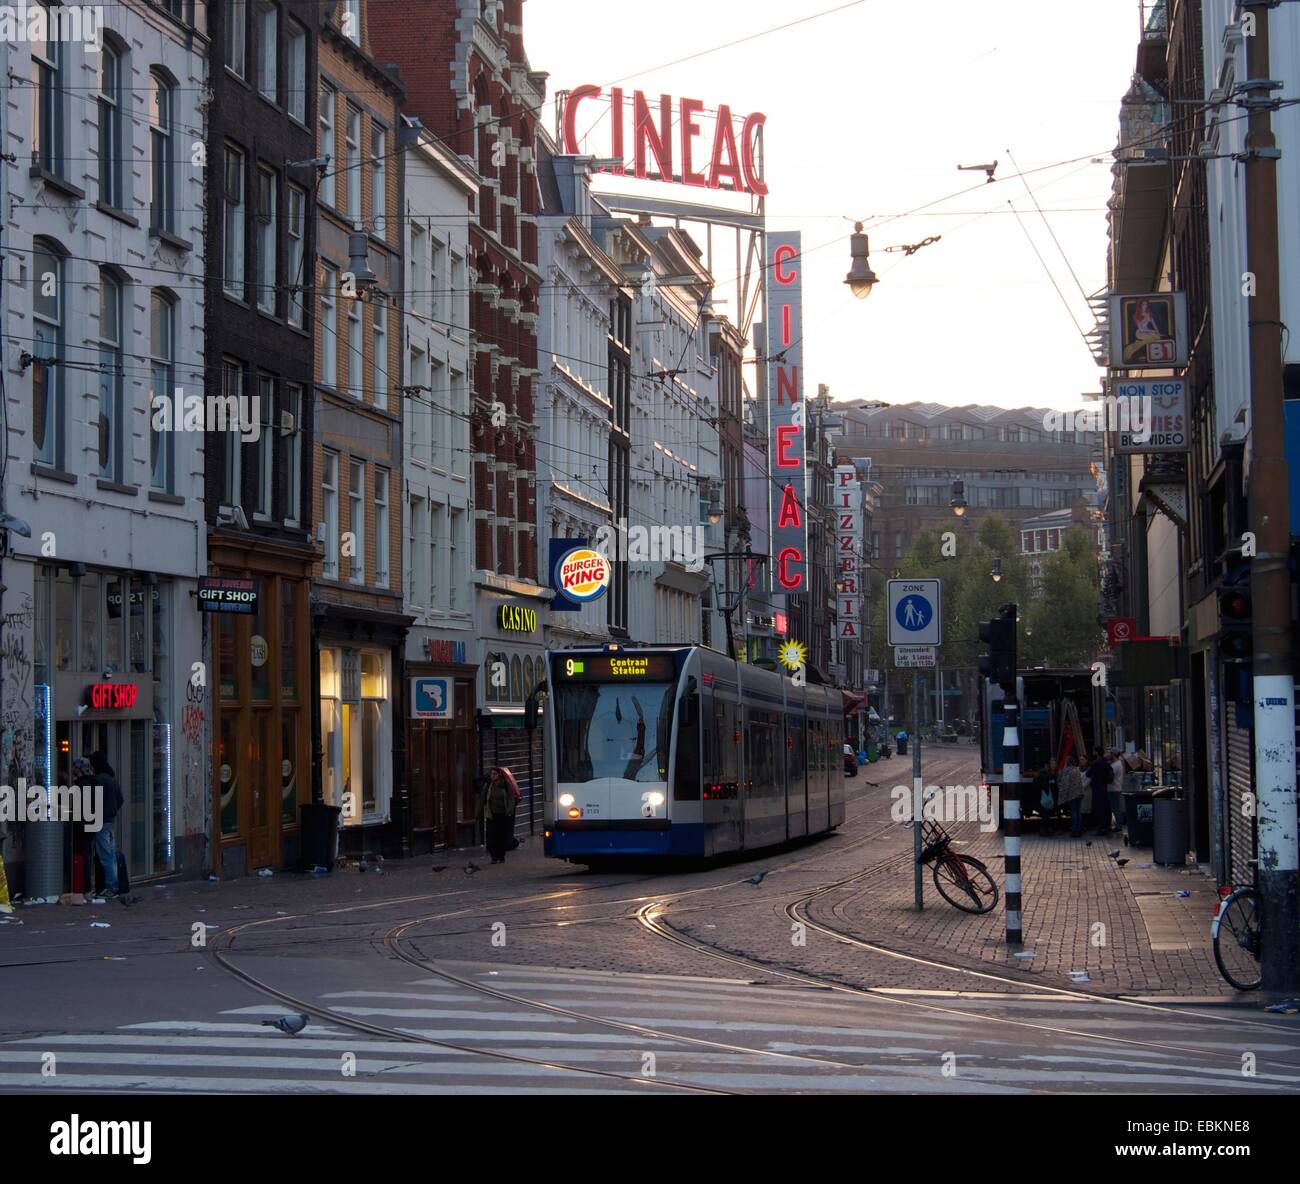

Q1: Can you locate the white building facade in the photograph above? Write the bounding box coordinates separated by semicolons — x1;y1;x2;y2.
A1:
1;1;208;886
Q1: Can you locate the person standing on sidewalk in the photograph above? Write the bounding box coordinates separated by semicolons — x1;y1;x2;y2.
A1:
1056;754;1087;838
479;767;519;864
76;756;122;897
1086;747;1114;835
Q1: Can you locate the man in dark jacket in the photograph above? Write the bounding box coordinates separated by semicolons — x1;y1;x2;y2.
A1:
1085;747;1114;835
79;753;124;896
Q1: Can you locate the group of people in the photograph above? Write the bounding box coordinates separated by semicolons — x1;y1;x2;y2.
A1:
1032;747;1127;839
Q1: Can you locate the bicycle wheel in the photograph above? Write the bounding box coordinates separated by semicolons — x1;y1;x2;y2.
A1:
932;853;1000;914
1212;887;1263;991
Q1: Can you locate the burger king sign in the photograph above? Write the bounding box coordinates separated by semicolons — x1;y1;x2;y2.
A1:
556;546;611;605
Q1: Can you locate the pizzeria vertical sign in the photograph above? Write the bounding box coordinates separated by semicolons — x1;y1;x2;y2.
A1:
835;466;862;641
767;232;806;594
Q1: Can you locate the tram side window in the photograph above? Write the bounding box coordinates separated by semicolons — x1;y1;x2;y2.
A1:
719;698;737;783
674;687;701;801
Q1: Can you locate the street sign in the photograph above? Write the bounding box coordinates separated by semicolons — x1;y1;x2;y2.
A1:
887;579;942;646
893;645;936;668
411;677;453;720
1107;617;1137;647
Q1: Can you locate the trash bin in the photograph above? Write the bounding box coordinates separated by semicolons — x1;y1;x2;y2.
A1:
1124;788;1155;848
25;819;64;900
866;742;879;763
896;735;908;756
299;803;342;871
1152;787;1186;866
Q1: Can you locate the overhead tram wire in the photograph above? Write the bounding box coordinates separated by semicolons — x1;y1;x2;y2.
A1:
1007;147;1097;307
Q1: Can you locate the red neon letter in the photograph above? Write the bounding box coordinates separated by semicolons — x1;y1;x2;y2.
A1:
777;547;803;590
609;87;625;174
708;104;743;190
563;85;602;154
776;366;800;405
775;425;801;469
773;243;798;286
741;111;768;196
680;97;706;186
777;483;802;528
634;91;674;181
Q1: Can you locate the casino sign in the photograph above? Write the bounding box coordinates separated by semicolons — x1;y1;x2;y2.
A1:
555;547;611;604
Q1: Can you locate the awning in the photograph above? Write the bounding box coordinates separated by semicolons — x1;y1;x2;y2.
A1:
841;691;869;715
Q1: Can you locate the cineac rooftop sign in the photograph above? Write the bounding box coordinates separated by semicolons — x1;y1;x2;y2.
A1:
561;87;767;196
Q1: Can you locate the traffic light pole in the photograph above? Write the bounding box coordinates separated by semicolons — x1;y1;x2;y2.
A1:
1242;1;1298;993
913;674;923;911
1002;700;1022;945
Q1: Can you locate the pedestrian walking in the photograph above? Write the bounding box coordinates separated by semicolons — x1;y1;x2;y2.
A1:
1085;746;1114;835
76;755;123;898
1108;749;1127;834
479;766;520;864
1032;761;1057;836
1056;754;1087;838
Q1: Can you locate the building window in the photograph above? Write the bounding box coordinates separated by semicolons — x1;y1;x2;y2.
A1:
343;0;361;43
372;298;388;403
322;451;339;579
345;105;361;217
97;270;124;482
408;345;430;457
98;42;124;209
449;507;465;610
450;252;465;328
226;0;247;78
287;184;306;328
284;383;303;525
255;0;277;101
371;126;387;232
149;73;175;233
32;6;65;175
287;19;308;123
223;145;246;298
256;373;275;518
430;236;444;324
149;290;176;493
346;296;363;400
410;495;429;605
256;166;277;314
320;647;392;825
348;459;365;584
32;239;64;468
222;359;244;507
319;84;336;206
320;264;338;386
429;501;443;608
374;469;390;588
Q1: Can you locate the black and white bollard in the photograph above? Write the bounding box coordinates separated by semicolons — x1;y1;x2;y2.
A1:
1002;700;1022;945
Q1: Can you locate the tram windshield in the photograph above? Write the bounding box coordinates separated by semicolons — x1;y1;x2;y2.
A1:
553;681;674;785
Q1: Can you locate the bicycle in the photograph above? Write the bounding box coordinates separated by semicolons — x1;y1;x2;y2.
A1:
914;818;1000;914
1211;882;1263;992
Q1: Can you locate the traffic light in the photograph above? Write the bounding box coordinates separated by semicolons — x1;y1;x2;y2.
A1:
1219;564;1252;702
979;603;1018;692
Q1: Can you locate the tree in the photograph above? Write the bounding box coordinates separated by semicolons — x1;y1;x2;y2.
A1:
1023;526;1103;667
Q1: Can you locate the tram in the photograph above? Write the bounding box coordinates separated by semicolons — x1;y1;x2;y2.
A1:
542;644;846;861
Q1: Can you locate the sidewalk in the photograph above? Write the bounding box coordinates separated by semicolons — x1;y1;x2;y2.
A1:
838;818;1229;998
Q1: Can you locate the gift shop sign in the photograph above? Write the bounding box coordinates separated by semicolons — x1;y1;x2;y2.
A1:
561;87;767;196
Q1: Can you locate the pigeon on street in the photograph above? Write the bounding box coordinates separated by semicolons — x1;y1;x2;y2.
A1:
748;871;767;886
431;865;447;873
464;862;481;876
1107;850;1121;860
1116;858;1129;867
261;1013;309;1036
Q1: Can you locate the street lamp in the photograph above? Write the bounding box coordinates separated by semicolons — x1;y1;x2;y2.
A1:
950;479;968;517
844;223;879;299
991;558;1003;583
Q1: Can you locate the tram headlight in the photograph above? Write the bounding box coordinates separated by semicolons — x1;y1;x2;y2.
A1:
644;792;665;808
559;793;575;808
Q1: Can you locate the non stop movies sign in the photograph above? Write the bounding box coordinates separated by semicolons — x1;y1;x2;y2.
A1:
767;232;806;593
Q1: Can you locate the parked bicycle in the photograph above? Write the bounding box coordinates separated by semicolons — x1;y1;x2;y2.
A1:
1211;882;1263;991
913;818;1000;914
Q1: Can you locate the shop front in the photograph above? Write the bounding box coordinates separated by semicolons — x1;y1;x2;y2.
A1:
209;541;313;878
476;593;548;838
21;561;196;888
313;604;408;860
406;637;478;851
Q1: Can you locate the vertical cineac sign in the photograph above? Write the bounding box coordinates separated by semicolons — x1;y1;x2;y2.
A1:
766;232;806;594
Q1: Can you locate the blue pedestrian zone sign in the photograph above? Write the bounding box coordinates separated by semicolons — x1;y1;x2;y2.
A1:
887;579;942;646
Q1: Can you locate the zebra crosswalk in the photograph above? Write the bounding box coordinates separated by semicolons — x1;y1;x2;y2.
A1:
2;962;1297;1094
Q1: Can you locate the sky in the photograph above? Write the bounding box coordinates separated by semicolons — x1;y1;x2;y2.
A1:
527;0;1142;413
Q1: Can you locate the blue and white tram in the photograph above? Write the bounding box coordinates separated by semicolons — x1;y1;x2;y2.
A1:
543;644;846;861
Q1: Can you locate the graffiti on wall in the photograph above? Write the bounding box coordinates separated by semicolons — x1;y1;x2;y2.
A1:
181;657;208;840
0;594;35;861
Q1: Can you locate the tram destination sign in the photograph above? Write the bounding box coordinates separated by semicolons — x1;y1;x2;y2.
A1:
555;653;676;682
197;576;260;615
